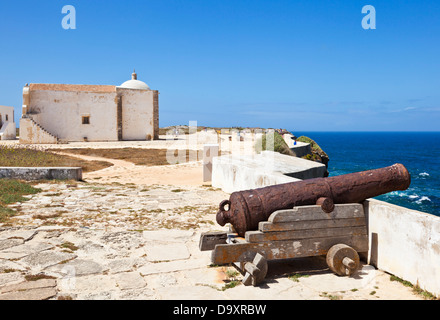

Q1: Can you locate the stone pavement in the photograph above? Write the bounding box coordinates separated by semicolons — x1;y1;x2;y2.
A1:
0;181;423;300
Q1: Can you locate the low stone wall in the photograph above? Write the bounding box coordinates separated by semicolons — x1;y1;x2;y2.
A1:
0;167;82;181
290;143;312;158
212;151;326;193
364;199;440;297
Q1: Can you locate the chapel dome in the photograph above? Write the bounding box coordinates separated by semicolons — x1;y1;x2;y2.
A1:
119;70;150;90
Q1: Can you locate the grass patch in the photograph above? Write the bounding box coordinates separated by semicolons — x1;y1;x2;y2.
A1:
52;148;202;166
320;292;342;300
288;273;310;282
0;145;112;172
219;266;242;291
0;206;17;223
25;274;56;282
2;268;19;273
33;212;64;220
390;275;438;300
59;241;79;251
0;179;41;205
44;192;62;197
0;179;42;223
221;280;241;291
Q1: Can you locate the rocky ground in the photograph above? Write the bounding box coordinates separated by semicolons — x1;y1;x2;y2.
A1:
0;180;423;300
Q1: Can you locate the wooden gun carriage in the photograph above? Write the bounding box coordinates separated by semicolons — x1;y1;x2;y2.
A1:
200;203;369;286
200;164;410;286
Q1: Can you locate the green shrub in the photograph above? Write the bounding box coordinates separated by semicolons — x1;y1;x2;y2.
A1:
256;132;294;156
0;179;42;223
297;136;328;158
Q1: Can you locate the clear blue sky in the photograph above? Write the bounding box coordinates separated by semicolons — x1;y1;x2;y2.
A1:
0;0;439;131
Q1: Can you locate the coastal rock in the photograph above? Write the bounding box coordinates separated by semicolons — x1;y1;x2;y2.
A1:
296;136;330;176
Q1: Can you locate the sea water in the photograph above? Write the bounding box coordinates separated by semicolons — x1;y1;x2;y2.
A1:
291;132;440;217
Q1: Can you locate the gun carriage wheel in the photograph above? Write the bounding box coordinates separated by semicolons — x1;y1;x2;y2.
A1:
233;252;268;287
326;244;360;276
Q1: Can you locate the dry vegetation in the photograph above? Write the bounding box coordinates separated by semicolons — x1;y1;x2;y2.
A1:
53;148;202;166
0;145;112;172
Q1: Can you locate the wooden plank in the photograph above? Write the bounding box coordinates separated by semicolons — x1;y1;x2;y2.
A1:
211;234;369;265
259;218;366;233
199;231;228;251
245;226;367;243
269;204;364;223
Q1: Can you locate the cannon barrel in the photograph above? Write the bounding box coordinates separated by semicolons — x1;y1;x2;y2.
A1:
216;163;411;237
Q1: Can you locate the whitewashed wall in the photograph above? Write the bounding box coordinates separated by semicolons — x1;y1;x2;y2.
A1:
117;88;155;141
364;199;440;297
28;90;119;142
0;106;16;140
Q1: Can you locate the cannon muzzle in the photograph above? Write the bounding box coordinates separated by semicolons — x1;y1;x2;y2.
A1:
217;163;411;237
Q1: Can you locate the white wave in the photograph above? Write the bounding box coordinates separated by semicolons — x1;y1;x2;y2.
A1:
388;191;408;197
408;195;419;199
415;196;431;204
419;172;430;177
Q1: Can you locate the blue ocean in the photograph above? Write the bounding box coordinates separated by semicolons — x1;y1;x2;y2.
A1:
292;132;440;217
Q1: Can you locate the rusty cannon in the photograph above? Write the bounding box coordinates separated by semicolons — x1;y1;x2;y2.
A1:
216;163;411;237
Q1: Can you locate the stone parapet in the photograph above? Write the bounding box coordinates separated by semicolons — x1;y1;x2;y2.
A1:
0;167;82;181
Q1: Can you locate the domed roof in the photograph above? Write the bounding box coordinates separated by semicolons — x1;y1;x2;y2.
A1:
119;70;150;90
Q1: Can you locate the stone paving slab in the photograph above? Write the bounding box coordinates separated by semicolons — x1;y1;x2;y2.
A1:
0;242;54;260
0;272;25;287
0;287;57;300
48;259;106;277
154;285;226;300
0;229;38;242
138;258;210;276
0;239;24;251
0;259;27;272
19;251;77;271
115;272;147;290
0;279;57;300
0;278;56;294
144;243;190;262
143;230;195;243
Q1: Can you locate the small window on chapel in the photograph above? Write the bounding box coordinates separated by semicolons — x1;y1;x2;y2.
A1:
82;116;90;125
5;115;8;121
